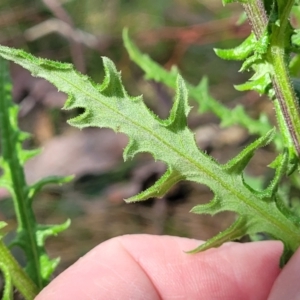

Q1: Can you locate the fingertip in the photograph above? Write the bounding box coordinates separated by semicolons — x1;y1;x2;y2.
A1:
36;235;161;300
269;245;300;300
36;235;283;300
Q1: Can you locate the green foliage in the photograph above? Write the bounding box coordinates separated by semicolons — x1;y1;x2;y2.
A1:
0;35;300;267
217;0;300;160
123;29;283;149
0;222;13;300
1;0;300;298
215;31;272;95
222;0;248;4
0;57;71;293
0;222;38;300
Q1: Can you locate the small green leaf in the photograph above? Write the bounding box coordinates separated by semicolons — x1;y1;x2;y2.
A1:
222;129;275;174
258;151;289;199
187;217;247;253
214;33;256;61
126;168;183;202
36;219;71;245
234;72;272;94
28;175;74;199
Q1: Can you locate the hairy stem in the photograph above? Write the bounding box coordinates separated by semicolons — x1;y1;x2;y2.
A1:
242;0;268;39
243;0;300;157
0;58;43;288
0;240;38;300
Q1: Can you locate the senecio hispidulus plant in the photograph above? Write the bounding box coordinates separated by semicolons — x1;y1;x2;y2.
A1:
1;0;300;298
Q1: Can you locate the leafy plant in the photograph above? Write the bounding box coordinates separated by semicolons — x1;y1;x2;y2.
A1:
1;0;300;299
0;57;71;298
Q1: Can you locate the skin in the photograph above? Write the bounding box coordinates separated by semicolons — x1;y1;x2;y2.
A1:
36;234;300;300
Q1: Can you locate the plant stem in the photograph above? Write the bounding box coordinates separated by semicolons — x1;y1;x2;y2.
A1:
243;0;300;157
0;240;38;300
0;58;43;288
242;0;268;38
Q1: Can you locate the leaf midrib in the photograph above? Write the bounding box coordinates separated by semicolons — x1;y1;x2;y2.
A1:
51;67;299;243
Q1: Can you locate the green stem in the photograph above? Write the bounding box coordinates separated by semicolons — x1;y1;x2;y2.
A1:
243;0;300;157
0;58;43;288
0;240;38;300
242;0;268;39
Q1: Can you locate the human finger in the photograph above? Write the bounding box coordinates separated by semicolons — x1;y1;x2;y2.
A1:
36;235;283;300
268;245;300;300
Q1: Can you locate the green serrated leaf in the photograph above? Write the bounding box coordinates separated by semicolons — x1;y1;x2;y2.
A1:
0;44;299;263
122;29;281;148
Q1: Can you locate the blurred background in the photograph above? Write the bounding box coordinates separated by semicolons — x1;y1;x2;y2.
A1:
0;0;276;275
